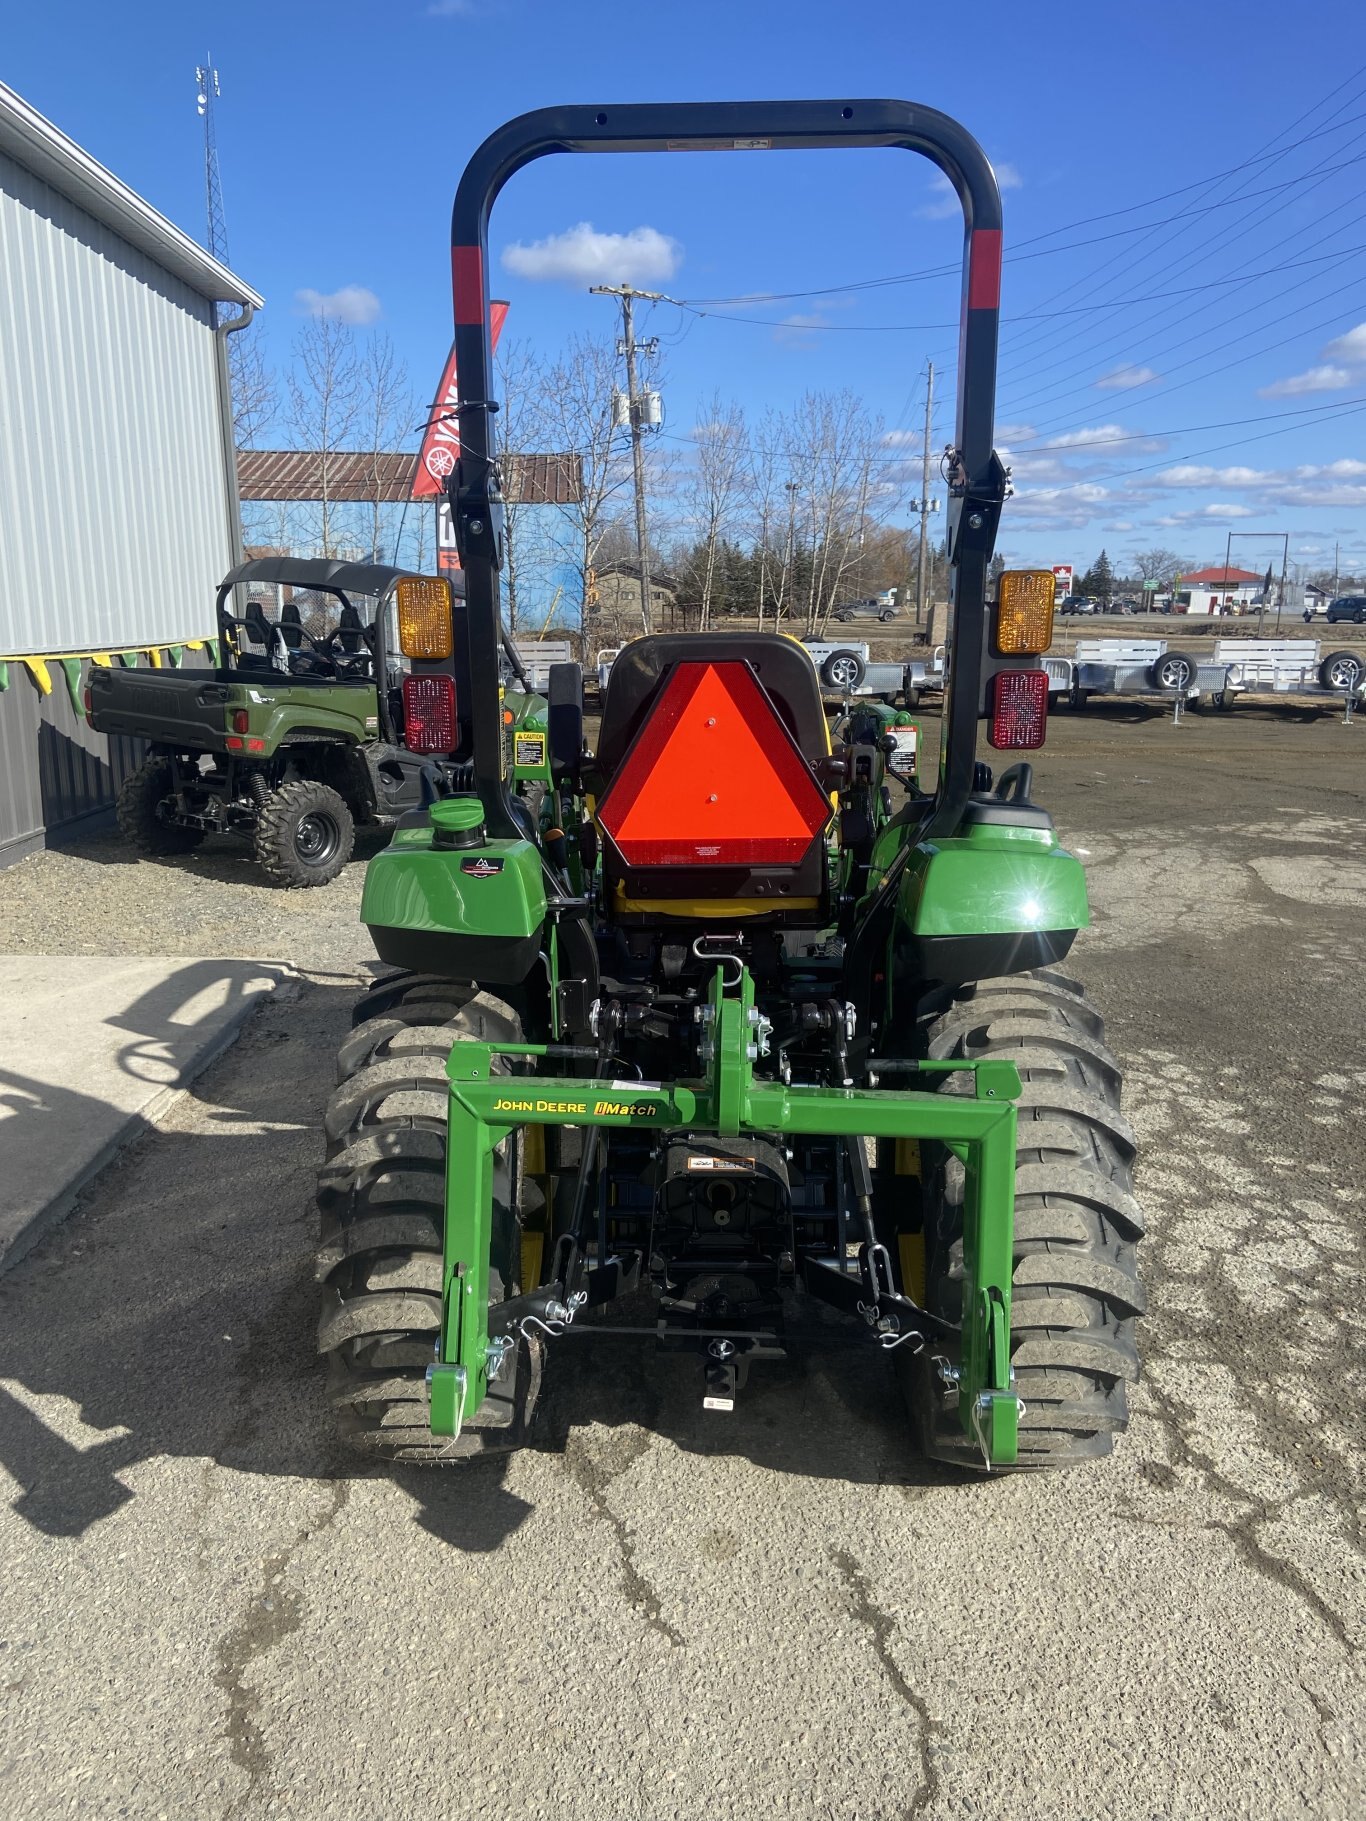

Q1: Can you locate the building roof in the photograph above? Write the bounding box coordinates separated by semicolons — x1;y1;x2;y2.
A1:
1181;566;1264;586
0;80;262;308
236;449;583;506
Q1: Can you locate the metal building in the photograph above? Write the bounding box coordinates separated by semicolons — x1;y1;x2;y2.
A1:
0;80;262;867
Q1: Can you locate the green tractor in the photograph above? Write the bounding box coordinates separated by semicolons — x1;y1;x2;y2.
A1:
317;100;1143;1472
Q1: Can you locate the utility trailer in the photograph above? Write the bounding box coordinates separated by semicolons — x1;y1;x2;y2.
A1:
508;638;574;693
1209;638;1365;719
1045;638;1239;712
598;638;942;705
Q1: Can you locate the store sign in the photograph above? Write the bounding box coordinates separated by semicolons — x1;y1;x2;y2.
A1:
1051;564;1073;597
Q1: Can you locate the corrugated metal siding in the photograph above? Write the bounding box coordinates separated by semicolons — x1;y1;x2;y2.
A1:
0;671;146;861
0;148;231;659
0;146;234;861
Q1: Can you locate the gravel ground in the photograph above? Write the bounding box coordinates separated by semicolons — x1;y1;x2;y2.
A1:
0;823;385;973
1;701;1364;1820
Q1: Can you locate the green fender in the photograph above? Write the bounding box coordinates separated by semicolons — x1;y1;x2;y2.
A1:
886;820;1089;988
361;815;547;984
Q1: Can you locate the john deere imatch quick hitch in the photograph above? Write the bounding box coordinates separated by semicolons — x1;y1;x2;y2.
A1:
317;102;1144;1471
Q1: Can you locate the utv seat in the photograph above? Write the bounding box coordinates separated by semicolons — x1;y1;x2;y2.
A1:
593;633;833;926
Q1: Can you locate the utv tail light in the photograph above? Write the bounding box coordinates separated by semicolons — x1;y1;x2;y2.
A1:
403;673;457;753
396;576;455;660
994;570;1056;655
989;668;1049;750
231;709;250;733
82;685;93;716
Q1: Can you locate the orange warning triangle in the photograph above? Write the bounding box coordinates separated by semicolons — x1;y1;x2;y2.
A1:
599;661;830;865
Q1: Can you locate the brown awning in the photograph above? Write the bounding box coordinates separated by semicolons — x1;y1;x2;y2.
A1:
236;449;582;506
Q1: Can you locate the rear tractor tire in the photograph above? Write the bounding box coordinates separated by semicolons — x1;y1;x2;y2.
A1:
316;977;544;1462
255;778;354;888
116;756;204;856
904;968;1145;1470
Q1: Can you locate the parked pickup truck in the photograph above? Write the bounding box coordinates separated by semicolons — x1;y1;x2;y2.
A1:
89;557;549;887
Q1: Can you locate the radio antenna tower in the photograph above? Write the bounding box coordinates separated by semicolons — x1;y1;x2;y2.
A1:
195;59;230;272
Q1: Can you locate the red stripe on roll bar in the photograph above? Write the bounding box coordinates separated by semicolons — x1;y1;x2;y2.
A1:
451;245;484;324
967;229;1002;310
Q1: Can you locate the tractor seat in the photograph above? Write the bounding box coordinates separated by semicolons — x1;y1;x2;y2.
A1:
593;634;833;927
596;633;828;778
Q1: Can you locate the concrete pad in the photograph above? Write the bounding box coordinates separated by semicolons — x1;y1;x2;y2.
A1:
0;956;288;1273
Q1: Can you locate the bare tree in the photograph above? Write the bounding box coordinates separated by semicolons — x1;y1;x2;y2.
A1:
539;332;633;635
230;324;277;451
781;390;898;635
286;316;362;558
682;394;747;631
357;333;413;563
495;339;551;632
1132;547;1185;587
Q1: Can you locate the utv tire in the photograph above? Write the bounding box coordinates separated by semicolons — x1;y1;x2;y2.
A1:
904;968;1145;1470
316;979;544;1462
1318;648;1365;693
821;649;866;691
116;757;204;856
255;779;354;887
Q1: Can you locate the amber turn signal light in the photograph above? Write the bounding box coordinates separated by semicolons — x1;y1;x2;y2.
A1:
994;570;1056;656
396;576;455;660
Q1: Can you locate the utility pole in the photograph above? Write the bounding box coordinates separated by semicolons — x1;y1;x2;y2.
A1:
591;283;662;634
915;362;935;628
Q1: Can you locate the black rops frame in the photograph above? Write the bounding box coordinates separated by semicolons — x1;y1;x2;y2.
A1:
448;100;1005;841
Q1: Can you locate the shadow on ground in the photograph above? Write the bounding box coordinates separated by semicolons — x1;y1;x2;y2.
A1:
0;981;954;1559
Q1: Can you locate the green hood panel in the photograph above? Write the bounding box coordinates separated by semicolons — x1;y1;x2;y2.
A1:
899;826;1090;937
362;832;547;940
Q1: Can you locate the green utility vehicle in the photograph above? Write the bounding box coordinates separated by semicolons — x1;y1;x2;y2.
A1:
89;558;536;887
317;101;1144;1473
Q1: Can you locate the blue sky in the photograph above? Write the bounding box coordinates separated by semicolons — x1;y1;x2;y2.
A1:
7;0;1366;575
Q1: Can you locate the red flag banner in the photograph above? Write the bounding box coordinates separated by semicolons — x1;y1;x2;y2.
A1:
411;299;509;499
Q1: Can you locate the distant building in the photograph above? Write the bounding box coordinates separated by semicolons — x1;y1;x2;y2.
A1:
0;80;260;866
1169;565;1265;616
592;561;679;627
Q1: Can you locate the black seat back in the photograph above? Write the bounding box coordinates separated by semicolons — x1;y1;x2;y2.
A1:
596;633;827;784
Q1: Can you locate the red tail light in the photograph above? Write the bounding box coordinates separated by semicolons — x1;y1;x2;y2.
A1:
403;674;457;753
83;686;93;716
232;709;250;734
989;668;1049;750
597;660;831;867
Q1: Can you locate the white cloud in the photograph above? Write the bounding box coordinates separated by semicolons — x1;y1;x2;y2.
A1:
1322;322;1366;365
1155;504;1257;526
294;285;381;325
1257;363;1351;398
1156;464;1269;488
1040;423;1167;454
1095;364;1160;390
996;422;1036;442
501;221;680;287
881;429;922;448
918;162;1021;221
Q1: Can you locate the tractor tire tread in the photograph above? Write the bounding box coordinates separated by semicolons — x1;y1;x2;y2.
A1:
909;967;1144;1471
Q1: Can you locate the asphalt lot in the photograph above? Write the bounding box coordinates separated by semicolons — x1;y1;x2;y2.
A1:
1;700;1364;1820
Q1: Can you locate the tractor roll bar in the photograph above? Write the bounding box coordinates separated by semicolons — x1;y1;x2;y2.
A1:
448;101;1004;838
